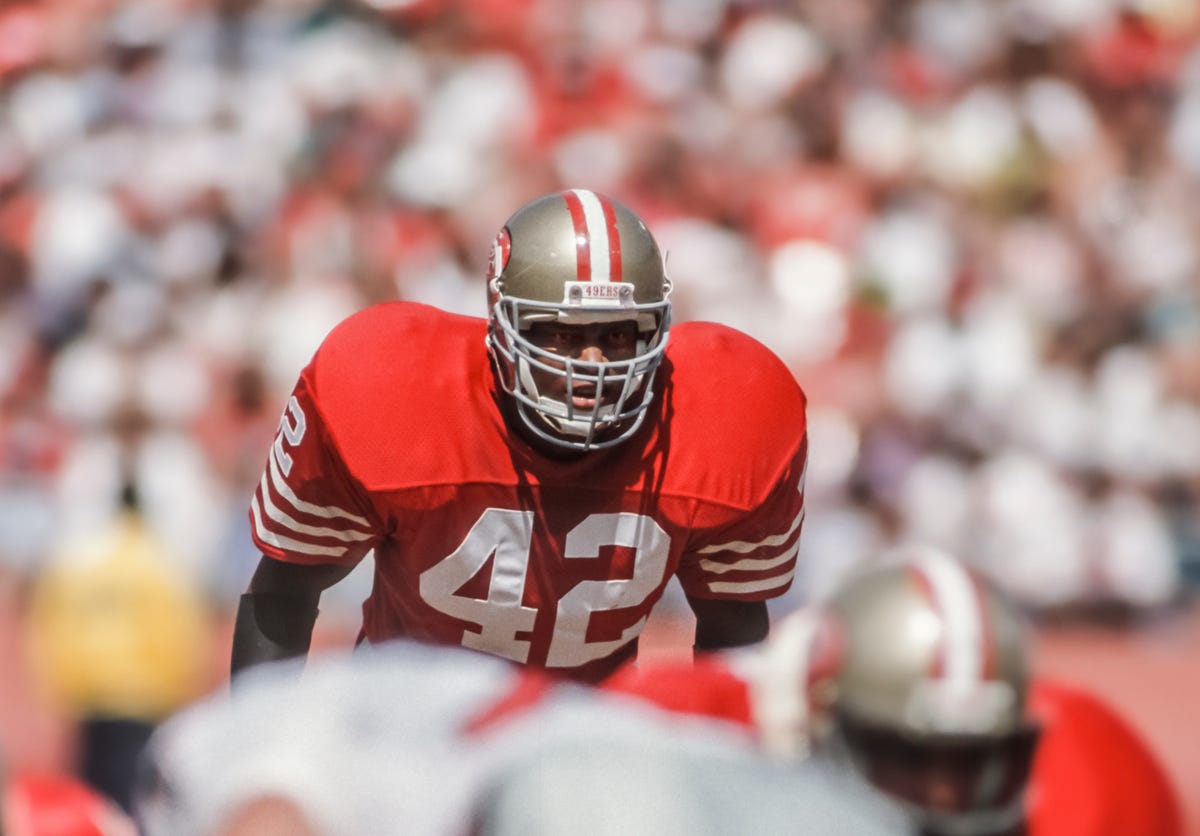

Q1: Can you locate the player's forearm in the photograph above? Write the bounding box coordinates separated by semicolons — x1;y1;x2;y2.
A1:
230;555;355;680
230;590;319;680
690;598;770;653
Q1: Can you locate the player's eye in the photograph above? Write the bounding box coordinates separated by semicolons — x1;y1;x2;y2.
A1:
603;324;638;350
549;329;578;348
530;324;577;351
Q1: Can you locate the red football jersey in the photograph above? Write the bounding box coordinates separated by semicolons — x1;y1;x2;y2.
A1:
1026;678;1183;836
250;302;808;681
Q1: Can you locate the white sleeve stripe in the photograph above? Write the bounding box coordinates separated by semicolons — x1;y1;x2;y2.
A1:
251;495;349;558
698;540;799;575
258;474;374;542
696;507;805;555
267;447;372;527
707;569;796;595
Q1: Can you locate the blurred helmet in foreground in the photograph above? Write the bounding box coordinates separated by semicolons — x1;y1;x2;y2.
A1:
812;547;1040;836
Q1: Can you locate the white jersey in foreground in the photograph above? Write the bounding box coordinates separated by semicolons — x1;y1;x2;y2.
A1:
136;641;910;836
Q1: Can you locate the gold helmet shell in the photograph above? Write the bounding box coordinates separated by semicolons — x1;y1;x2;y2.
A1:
486;189;671;451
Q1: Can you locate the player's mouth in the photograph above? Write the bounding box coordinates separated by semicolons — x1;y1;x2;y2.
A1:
571;392;599;409
569;383;614;410
564;375;631;411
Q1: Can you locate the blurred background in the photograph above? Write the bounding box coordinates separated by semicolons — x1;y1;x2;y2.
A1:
0;0;1197;829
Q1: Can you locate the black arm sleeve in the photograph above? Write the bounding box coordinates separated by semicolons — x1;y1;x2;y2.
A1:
688;596;770;654
230;591;319;681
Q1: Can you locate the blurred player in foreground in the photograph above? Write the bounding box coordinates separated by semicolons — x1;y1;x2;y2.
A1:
136;640;909;836
605;547;1183;836
232;188;808;684
468;733;911;836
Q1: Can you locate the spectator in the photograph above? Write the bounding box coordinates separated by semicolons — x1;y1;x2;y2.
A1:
137;638;909;836
24;481;211;814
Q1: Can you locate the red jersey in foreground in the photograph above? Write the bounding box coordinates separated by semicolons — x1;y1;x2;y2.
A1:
1024;678;1182;836
250;302;808;681
3;772;135;836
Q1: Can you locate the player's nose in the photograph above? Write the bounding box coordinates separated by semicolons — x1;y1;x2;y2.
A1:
578;344;607;363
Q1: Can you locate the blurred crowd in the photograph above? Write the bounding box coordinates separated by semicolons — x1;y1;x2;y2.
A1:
1;0;1199;674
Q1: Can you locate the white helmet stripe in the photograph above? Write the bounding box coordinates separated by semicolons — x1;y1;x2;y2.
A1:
569;188;617;283
914;550;986;689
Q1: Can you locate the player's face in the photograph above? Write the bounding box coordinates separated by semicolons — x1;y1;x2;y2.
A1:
865;745;987;812
525;320;640;412
844;722;1038;821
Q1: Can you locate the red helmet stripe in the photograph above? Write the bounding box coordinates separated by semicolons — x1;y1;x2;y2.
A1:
906;565;945;678
908;551;988;686
561;189;592;282
598;192;623;282
563;189;622;283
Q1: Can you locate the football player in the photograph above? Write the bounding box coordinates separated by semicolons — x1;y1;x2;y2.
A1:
231;188;808;683
138;640;910;836
605;547;1184;836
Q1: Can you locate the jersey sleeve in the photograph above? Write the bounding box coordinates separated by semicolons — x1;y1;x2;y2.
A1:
675;434;808;602
248;365;384;567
